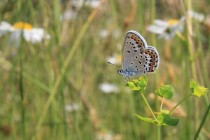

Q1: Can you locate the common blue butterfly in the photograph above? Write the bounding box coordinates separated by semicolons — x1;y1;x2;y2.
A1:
118;30;159;79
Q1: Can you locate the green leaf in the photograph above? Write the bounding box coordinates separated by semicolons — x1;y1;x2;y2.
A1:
134;114;157;124
135;112;179;126
190;79;208;97
157;113;179;126
127;76;148;93
155;85;174;99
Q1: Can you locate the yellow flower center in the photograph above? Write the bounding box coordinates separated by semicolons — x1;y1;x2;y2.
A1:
13;22;32;30
167;19;179;26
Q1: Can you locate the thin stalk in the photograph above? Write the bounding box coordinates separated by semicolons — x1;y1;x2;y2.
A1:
61;82;68;140
150;0;160;139
169;94;192;114
157;126;161;140
19;31;25;140
22;72;50;93
194;104;210;140
160;98;164;111
185;0;197;80
141;93;157;121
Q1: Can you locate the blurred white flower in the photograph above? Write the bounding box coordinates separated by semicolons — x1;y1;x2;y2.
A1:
86;0;101;8
97;131;112;140
99;29;121;39
62;0;102;21
107;54;121;65
96;130;122;140
0;21;13;36
71;0;102;9
65;103;80;112
99;29;109;38
62;9;77;21
187;10;205;23
0;21;50;44
147;17;185;40
99;83;119;94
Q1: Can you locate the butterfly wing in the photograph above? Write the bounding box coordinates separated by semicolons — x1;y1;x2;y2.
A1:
122;30;148;73
143;46;159;73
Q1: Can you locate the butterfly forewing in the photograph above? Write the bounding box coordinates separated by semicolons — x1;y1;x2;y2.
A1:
122;31;148;72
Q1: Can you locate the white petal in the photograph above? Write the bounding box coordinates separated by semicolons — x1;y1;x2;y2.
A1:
0;21;14;36
147;25;166;34
99;83;119;94
23;28;50;43
9;30;21;45
188;10;205;22
154;19;168;27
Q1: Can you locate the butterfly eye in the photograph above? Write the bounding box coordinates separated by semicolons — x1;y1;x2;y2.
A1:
118;69;123;74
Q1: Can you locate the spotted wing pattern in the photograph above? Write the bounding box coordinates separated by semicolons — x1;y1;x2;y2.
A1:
120;30;159;78
142;46;159;72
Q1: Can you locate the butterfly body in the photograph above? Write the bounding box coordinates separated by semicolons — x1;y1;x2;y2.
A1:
118;30;159;79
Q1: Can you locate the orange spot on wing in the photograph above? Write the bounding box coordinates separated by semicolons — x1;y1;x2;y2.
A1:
131;35;134;39
149;67;154;72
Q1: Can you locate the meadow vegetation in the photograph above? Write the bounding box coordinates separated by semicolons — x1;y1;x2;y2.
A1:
0;0;210;139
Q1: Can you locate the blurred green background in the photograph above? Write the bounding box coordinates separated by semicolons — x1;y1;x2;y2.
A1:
0;0;210;139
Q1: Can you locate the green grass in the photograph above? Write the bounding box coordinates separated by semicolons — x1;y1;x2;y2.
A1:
0;0;210;139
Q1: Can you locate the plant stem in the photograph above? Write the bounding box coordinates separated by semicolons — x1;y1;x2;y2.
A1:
141;93;158;121
185;0;197;80
160;98;164;111
169;94;192;114
194;104;210;140
19;31;25;140
157;125;161;140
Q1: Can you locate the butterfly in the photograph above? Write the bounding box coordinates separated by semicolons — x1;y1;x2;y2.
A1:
118;30;159;79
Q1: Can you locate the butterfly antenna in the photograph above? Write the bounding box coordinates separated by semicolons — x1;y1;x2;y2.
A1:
107;61;119;68
108;61;114;65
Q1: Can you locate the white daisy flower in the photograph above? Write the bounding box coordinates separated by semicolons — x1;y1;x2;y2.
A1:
0;21;50;44
99;83;119;94
147;17;185;40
